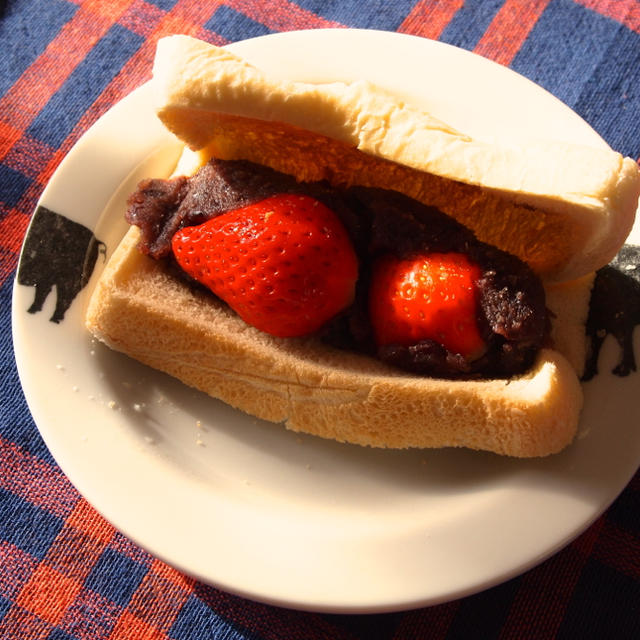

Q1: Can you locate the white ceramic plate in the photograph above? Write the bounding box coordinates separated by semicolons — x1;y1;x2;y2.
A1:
12;29;640;613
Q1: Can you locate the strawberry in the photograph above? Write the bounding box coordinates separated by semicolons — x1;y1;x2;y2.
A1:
369;252;485;359
171;194;358;338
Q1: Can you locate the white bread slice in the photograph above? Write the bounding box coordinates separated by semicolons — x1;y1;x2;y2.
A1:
545;273;595;378
152;34;639;284
86;226;584;458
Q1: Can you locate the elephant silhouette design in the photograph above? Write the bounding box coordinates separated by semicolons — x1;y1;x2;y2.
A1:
583;244;640;380
17;206;106;323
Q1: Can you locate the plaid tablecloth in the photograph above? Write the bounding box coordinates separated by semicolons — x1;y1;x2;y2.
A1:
2;1;639;638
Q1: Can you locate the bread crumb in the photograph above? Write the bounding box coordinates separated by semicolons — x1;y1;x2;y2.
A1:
577;427;591;440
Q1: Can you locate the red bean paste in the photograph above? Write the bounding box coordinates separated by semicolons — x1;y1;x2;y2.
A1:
126;159;549;379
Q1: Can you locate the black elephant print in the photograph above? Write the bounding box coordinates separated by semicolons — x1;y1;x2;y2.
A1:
583;244;640;380
17;206;106;323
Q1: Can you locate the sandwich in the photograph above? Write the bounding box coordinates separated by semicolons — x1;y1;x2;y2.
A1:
85;35;640;457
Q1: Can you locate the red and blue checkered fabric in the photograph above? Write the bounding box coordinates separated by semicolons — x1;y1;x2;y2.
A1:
1;1;639;638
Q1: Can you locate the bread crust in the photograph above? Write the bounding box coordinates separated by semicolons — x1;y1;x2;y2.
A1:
86;227;583;457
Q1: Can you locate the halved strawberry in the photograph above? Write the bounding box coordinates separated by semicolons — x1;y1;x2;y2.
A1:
369;252;485;359
171;194;358;338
